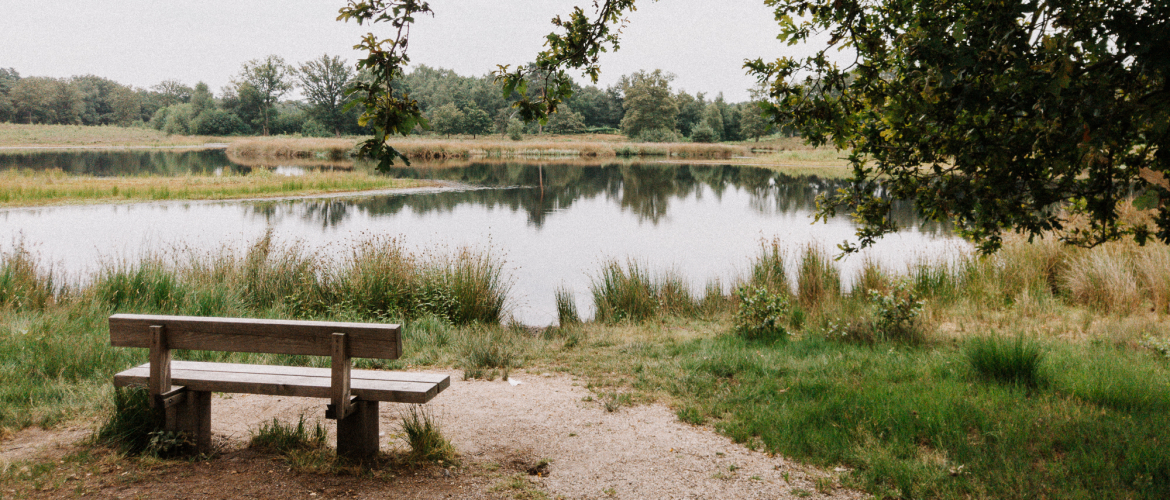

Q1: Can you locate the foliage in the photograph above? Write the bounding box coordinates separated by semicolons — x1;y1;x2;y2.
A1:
633;126;680;143
749;0;1170;253
738;101;770;142
506;118;524;141
700;103;724;142
732;286;790;340
618;69;678;138
463;106;493;138
690;123;718;143
869;281;925;343
295;54;355;136
428;102;464;138
236;55;294;136
338;0;433;171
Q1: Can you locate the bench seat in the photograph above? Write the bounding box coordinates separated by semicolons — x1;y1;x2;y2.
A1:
114;360;450;404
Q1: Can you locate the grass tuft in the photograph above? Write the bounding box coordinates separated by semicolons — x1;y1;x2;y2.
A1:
249;415;328;454
965;335;1045;386
400;404;457;464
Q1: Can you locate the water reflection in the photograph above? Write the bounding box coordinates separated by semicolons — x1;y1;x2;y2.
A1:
0;152;963;325
245;162;950;237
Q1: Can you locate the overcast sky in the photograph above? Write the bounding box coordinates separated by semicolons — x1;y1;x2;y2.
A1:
2;0;828;102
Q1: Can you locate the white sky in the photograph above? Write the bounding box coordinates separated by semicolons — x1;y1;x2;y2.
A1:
1;0;827;102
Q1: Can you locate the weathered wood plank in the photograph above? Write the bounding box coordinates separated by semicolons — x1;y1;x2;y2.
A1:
109;314;402;359
331;333;353;420
157;361;448;388
114;363;444;404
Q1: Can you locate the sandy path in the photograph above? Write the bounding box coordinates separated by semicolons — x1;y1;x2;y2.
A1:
3;369;864;499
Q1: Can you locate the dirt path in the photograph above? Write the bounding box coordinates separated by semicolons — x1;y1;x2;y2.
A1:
2;370;864;499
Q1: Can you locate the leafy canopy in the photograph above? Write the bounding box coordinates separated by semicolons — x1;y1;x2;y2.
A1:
748;0;1170;253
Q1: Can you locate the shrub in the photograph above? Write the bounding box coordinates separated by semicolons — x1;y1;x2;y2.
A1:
732;285;791;340
966;335;1045;386
690;123;718;143
300;119;332;138
870;281;925;343
634;127;681;143
506;119;524;141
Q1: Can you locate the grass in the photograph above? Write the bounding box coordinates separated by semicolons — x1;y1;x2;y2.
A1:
0;167;430;207
0;123;222;148
965;335;1046;386
399;404;457;464
3;230;1170;498
248;415;328;454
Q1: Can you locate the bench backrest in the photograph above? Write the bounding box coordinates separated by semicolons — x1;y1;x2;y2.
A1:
109;313;402;359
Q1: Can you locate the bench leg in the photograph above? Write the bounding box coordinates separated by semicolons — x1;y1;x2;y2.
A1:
336;400;379;461
165;390;211;453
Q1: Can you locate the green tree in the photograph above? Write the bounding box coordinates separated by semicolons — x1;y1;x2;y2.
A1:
738;102;769;142
0;68;21;122
546;107;586;134
10;77;82;124
463;106;493;138
150;80;192;108
236;55;294;135
220;82;265;134
749;0;1170;252
296;54;355;136
700;103;724;142
675;90;705;137
618;69;678;138
429;102;464;138
190;82;214;116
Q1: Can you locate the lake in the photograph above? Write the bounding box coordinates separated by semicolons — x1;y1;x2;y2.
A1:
0;149;967;325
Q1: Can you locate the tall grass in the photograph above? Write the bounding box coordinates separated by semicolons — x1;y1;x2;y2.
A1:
0;243;59;310
589;260;702;323
1062;243;1142;313
796;245;840;309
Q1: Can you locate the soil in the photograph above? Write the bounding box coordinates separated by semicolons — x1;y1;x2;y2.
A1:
0;370;866;499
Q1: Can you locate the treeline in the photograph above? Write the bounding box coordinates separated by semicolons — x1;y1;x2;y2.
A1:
0;60;776;142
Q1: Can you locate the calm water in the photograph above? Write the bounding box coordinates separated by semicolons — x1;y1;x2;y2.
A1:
0;150;967;325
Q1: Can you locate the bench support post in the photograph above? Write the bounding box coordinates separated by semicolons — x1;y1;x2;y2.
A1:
168;390;212;452
328;332;354;420
148;325;171;408
336;400;379;460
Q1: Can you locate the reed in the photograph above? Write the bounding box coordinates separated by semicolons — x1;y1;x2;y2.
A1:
554;286;581;326
796;245;840;309
0;242;59;310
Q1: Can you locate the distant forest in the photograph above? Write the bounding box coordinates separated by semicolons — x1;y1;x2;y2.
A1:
0;56;772;142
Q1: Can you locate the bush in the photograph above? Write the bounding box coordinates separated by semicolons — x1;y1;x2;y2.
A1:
870;281;925;343
634;127;681;143
507;119;524;141
192;109;247;136
300;119;332;138
732;285;791;340
966;335;1045;386
690;123;719;143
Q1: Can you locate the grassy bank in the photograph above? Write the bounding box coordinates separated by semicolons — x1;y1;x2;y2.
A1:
226;135;751;162
0;123;223;148
3;229;1170;498
0;168;432;207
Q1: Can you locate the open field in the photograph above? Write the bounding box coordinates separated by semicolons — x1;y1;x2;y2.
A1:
0;168;432;207
0;123;225;149
1;228;1168;498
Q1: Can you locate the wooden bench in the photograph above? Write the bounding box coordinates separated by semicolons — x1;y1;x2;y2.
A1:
109;313;449;459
